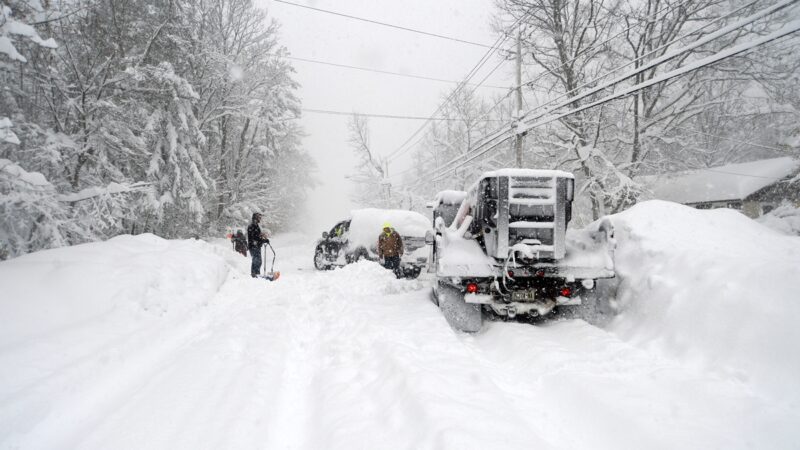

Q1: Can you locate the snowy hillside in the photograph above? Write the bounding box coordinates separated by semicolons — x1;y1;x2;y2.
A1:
1;203;799;449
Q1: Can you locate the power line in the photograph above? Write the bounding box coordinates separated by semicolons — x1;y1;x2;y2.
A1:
385;57;515;164
301;108;505;122
393;0;699;177
389;92;517;180
517;0;800;131
274;54;509;89
433;24;800;180
514;0;699;97
385;14;529;162
516;0;764;128
399;1;799;187
426;0;780;182
273;0;495;49
703;168;796;179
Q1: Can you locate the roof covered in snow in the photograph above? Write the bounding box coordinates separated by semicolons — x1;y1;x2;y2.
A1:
433;190;467;206
481;168;575;179
641;157;800;204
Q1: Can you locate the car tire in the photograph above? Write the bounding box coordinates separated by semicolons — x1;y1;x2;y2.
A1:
314;245;331;271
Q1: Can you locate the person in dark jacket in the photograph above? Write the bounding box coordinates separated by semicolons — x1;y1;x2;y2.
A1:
377;222;404;278
247;213;270;277
232;230;248;257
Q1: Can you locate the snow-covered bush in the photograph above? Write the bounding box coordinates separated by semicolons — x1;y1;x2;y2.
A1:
756;202;800;236
0;1;56;63
0;159;85;259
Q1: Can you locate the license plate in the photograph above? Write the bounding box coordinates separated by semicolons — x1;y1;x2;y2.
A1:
511;290;536;301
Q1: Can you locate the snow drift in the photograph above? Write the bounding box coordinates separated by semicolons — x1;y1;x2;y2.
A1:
0;234;230;444
605;200;800;402
0;234;229;343
757;203;800;236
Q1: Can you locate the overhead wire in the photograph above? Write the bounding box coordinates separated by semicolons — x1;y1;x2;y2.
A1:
278;54;509;89
515;0;766;127
301;108;506;121
273;0;496;48
513;0;700;97
385;55;519;168
515;0;800;130
431;24;800;180
423;0;800;182
394;0;703;185
385;11;532;163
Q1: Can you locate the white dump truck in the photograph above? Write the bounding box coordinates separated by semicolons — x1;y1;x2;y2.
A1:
428;169;615;332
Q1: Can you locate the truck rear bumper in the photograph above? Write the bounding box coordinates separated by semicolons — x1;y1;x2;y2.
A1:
465;293;583;317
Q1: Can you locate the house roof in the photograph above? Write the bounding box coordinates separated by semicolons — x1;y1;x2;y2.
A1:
641;157;800;204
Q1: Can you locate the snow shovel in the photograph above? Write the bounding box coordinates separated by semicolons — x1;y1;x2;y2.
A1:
260;242;281;281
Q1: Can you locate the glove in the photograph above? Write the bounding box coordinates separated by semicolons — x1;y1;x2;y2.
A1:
264;238;270;244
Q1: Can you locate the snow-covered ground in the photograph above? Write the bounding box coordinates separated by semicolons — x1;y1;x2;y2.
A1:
757;203;800;236
2;202;799;449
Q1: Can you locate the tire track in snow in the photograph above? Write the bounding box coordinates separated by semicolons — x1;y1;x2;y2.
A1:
1;272;246;449
260;275;325;450
79;275;303;450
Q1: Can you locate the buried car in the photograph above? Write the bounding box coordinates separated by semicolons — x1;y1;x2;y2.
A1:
314;208;430;278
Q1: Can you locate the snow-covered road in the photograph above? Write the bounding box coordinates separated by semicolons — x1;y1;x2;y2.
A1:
3;230;797;450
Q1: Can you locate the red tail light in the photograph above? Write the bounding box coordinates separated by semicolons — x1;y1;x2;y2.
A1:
536;270;545;277
560;287;572;297
466;283;479;294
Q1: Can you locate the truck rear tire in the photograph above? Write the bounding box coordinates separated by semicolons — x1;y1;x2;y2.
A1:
437;281;483;333
557;288;600;324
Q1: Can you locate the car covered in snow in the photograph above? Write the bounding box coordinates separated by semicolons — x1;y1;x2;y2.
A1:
314;208;430;278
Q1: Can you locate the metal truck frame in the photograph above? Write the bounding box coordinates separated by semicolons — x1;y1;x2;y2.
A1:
428;169;615;332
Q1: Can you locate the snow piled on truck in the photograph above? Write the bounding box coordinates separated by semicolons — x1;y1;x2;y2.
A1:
347;208;430;252
606;200;800;403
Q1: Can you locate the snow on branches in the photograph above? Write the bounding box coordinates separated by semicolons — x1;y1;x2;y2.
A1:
0;0;313;257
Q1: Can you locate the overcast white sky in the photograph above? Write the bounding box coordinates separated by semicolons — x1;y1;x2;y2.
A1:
257;0;515;231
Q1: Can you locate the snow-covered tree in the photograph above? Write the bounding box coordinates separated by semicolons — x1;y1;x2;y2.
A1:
0;0;312;257
348;114;393;208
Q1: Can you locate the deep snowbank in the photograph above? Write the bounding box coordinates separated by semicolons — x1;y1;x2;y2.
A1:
606;200;800;402
0;234;230;442
0;234;229;344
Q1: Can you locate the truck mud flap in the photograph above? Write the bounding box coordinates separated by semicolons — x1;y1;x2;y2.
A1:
437;282;483;333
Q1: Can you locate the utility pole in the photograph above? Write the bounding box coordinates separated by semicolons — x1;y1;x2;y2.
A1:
514;27;525;168
381;159;391;206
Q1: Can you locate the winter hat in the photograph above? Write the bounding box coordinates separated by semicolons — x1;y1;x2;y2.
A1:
382;222;392;229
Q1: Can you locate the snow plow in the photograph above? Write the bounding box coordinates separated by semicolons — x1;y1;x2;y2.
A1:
314;208;430;278
429;169;615;332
